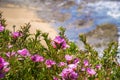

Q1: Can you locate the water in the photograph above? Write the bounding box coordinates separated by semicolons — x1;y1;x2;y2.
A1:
1;0;120;60
0;0;120;45
55;0;120;42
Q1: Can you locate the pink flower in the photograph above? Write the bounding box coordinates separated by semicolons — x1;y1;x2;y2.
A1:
53;76;59;80
0;57;9;70
0;57;10;78
68;64;77;70
58;62;67;67
0;24;4;32
86;68;96;76
83;60;89;67
6;52;16;58
52;36;69;49
73;58;80;65
60;68;73;79
96;64;102;70
31;54;44;62
81;67;85;71
61;41;69;49
53;36;65;44
8;45;13;49
45;59;56;68
3;62;9;67
17;48;30;57
69;71;78;80
12;32;22;38
60;68;78;80
65;55;73;61
0;58;5;70
3;67;10;73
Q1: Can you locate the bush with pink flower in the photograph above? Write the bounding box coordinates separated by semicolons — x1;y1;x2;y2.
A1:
0;12;119;80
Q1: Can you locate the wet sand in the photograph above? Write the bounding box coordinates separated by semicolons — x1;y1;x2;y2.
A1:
0;5;57;39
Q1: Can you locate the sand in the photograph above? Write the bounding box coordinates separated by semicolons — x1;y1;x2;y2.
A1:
0;5;57;39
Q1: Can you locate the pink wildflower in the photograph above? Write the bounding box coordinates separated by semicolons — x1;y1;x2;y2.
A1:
96;64;102;70
60;68;78;80
68;64;77;70
7;43;13;49
3;67;10;73
53;76;59;80
0;24;4;32
6;52;16;58
45;59;56;68
52;36;69;49
31;54;44;62
65;55;73;61
83;60;89;67
58;62;67;67
86;68;96;76
73;58;80;65
17;48;30;57
54;36;65;44
0;57;10;78
12;32;22;39
81;67;85;71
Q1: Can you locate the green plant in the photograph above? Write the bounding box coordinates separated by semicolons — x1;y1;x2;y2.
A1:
0;12;119;80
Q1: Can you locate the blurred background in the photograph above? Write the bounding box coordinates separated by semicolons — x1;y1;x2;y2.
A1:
0;0;119;52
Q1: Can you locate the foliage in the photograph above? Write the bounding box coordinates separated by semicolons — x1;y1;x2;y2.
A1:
0;12;120;80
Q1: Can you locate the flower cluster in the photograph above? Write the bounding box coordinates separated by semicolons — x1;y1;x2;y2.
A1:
17;49;56;68
58;54;103;79
60;68;78;80
17;48;57;69
59;55;79;80
52;36;69;49
0;17;119;80
82;59;102;76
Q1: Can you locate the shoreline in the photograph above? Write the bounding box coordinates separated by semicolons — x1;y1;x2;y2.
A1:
0;4;57;39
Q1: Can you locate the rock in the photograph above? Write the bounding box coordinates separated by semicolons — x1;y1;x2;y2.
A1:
85;23;118;48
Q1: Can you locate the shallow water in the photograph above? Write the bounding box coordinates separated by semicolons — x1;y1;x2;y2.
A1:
0;0;119;46
33;0;120;42
57;0;120;41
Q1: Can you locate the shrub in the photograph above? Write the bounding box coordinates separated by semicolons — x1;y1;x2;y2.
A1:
0;12;119;80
